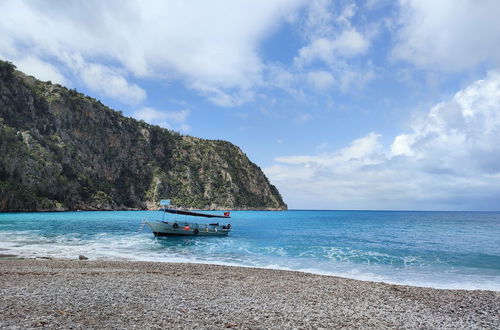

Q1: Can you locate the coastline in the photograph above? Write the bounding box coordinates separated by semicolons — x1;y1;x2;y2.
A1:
1;259;499;329
0;207;287;212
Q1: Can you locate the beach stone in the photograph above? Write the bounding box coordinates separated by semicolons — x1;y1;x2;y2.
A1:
78;255;88;260
0;260;499;329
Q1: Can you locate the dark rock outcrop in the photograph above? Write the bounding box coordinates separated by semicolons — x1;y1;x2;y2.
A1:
0;60;287;211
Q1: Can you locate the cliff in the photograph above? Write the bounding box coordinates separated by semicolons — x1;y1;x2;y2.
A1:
0;60;287;211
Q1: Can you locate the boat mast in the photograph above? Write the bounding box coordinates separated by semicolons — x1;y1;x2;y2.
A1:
160;199;171;221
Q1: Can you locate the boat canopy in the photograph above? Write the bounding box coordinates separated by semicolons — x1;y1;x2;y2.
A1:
163;208;231;219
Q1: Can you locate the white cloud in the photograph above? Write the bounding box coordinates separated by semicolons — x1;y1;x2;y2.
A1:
390;71;500;174
292;1;373;94
300;0;335;39
134;107;189;123
275;132;383;170
133;107;190;132
393;0;500;71
338;65;375;92
296;1;370;64
264;64;303;98
0;0;305;106
10;55;67;85
295;30;369;66
190;82;255;108
74;60;146;105
296;38;333;66
332;28;370;57
307;70;335;90
266;72;500;210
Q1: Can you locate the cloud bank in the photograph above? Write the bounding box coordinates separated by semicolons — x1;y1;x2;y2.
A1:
266;72;500;210
0;0;304;106
393;0;500;71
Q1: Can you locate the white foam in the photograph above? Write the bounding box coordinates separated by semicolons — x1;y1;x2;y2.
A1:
1;230;499;291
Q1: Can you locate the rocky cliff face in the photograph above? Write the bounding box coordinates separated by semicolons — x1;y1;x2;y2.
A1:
0;60;286;211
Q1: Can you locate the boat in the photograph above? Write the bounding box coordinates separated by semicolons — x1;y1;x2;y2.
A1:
144;204;232;237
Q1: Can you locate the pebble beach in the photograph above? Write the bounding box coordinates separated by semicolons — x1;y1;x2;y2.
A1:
1;259;499;329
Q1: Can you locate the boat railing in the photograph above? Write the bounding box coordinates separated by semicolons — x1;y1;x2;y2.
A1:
159;219;230;230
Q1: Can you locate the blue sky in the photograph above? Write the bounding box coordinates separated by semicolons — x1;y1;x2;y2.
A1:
1;0;500;210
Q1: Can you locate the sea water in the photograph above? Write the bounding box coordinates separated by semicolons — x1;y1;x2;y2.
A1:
0;210;499;291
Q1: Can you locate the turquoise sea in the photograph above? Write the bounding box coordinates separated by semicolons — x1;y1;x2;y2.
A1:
1;210;499;291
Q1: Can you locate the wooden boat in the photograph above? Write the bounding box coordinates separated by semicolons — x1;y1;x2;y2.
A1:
145;208;232;237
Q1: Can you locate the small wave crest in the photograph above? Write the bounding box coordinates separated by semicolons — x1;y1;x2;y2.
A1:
1;227;499;291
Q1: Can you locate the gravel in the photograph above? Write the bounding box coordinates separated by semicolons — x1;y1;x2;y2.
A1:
1;259;499;329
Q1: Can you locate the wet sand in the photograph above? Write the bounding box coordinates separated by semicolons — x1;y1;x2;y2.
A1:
0;254;18;259
1;259;499;329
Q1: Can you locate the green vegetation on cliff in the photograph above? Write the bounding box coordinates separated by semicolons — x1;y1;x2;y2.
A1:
0;60;287;211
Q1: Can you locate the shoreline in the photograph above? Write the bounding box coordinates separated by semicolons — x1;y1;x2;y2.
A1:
1;253;499;292
1;259;499;329
0;207;287;213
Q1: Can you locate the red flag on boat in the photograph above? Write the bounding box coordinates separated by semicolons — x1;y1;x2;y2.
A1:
224;212;230;217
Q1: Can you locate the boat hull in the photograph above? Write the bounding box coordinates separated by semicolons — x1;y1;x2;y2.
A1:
145;221;230;237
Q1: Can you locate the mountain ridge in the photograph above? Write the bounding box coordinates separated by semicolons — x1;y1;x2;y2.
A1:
0;60;287;211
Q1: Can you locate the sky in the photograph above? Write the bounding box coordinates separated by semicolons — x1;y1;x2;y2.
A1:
1;0;500;210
